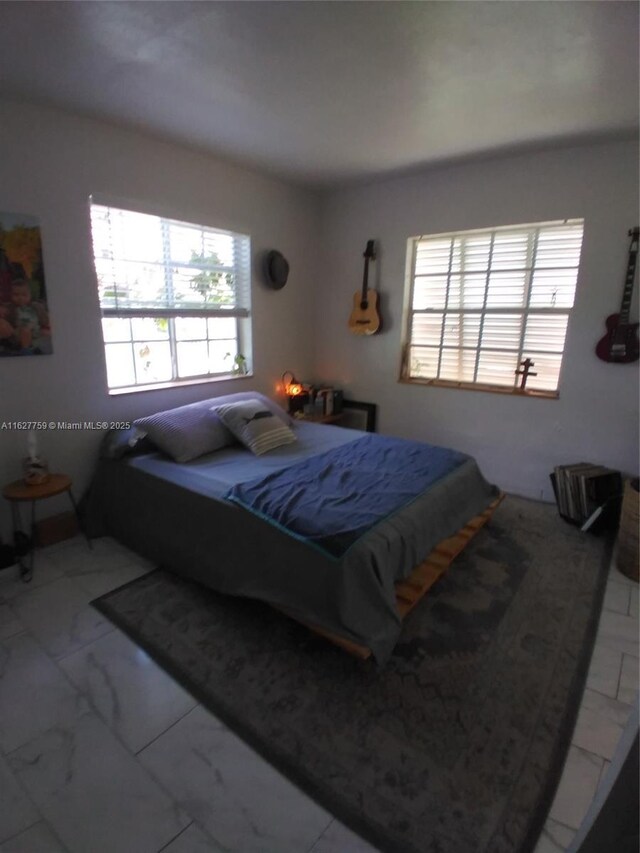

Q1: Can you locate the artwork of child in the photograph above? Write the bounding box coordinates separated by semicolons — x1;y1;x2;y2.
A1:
0;278;52;354
0;212;53;357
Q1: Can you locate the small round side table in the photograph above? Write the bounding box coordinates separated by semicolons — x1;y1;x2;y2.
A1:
2;473;85;583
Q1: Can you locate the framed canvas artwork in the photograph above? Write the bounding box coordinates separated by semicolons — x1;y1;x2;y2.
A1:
0;212;53;357
341;400;377;432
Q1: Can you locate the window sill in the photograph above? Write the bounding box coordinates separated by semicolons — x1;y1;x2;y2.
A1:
398;376;559;400
108;372;254;396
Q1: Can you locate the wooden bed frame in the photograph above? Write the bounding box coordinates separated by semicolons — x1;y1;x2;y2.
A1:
303;492;505;660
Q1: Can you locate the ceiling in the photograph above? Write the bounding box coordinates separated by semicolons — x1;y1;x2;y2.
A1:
0;1;637;188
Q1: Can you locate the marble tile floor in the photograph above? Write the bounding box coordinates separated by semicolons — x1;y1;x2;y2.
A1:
0;536;637;853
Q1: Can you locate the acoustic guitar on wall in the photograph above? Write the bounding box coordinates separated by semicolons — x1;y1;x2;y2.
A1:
348;240;381;336
595;227;639;364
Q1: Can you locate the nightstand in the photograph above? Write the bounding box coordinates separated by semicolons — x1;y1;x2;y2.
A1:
2;473;87;582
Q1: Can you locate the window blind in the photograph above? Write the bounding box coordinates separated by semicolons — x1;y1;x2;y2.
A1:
90;204;251;317
404;220;584;394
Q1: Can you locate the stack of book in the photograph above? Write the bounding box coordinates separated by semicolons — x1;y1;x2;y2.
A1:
314;388;343;417
550;463;623;532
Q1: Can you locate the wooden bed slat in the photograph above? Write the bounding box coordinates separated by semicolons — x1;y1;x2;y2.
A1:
304;493;504;660
303;625;374;660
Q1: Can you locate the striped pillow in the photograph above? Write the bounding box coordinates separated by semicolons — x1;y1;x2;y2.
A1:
212;399;297;456
133;401;233;463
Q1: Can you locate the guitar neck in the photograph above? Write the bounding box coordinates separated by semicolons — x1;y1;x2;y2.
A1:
619;228;639;324
360;240;376;304
361;263;370;301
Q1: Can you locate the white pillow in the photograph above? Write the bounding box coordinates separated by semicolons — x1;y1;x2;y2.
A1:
212;399;297;456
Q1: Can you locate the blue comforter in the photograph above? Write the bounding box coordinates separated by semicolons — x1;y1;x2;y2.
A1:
226;434;467;557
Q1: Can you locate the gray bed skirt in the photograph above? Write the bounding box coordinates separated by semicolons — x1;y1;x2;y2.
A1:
82;455;497;662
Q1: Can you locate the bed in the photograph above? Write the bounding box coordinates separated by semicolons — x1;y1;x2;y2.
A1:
83;399;499;663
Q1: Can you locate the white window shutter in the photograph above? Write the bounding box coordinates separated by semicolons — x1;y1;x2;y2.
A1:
405;220;584;394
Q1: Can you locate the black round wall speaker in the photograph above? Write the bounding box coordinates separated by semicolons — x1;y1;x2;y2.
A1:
263;250;290;290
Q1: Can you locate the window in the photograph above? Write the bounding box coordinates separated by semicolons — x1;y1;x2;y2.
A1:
90;202;251;391
401;219;584;397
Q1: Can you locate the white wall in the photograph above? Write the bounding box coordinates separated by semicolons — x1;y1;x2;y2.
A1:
0;100;320;524
0;104;636;524
316;140;639;500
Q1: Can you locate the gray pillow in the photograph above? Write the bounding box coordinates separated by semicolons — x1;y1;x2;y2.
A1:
133;401;232;463
133;391;292;463
212;399;297;456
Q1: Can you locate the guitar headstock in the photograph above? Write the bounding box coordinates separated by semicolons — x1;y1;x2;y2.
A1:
363;240;376;261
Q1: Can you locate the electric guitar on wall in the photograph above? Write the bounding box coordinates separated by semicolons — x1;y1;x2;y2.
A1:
348;240;381;336
595;227;639;364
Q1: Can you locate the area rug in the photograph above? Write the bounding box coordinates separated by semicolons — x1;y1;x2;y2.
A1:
92;496;612;853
